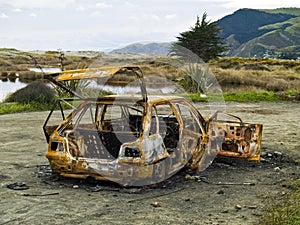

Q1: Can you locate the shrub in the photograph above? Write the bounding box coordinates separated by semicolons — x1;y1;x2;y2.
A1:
243;64;270;71
19;71;43;81
5;81;55;104
1;71;8;77
294;65;300;72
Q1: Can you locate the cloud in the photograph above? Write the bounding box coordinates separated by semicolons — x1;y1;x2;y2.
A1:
95;2;112;9
211;0;299;9
75;6;85;12
0;13;8;18
128;15;138;21
140;14;160;21
12;8;22;12
0;0;299;51
165;14;176;20
6;0;75;9
150;14;160;20
29;12;37;17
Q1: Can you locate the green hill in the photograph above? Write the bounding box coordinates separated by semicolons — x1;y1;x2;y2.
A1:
215;8;300;59
111;8;300;59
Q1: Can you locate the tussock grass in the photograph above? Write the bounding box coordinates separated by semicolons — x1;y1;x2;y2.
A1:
211;58;300;94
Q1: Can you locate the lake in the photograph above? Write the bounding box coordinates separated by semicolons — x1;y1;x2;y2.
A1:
0;79;178;103
1;67;185;102
0;68;61;102
0;79;27;102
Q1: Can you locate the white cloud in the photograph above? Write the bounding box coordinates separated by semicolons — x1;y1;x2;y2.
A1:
128;15;138;21
0;0;299;51
0;13;8;18
75;6;85;12
150;14;160;20
124;1;138;8
212;0;299;9
165;14;176;20
12;8;22;12
6;0;75;9
140;14;160;21
95;2;112;9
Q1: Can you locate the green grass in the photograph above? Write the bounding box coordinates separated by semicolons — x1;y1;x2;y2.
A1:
223;91;283;102
0;102;52;115
188;91;285;102
260;179;300;225
0;91;290;115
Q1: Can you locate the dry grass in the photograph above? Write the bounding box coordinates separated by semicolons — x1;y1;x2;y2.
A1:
0;49;299;97
211;64;300;93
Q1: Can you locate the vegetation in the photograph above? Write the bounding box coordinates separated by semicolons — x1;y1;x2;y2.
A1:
176;63;212;93
0;48;96;82
259;179;300;225
210;57;300;94
188;91;284;102
0;81;56;114
223;91;281;102
216;8;300;58
217;8;295;44
170;13;226;62
0;102;51;114
1;49;300;114
5;81;55;104
112;42;171;54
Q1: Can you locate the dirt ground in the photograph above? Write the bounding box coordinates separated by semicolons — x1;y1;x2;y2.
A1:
0;101;299;225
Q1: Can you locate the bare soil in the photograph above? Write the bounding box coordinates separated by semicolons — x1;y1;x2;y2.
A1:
0;102;300;225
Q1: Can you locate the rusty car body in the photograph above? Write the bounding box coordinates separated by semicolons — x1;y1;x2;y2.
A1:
43;66;263;185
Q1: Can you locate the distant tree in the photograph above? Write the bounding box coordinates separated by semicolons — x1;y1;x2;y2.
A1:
170;13;226;62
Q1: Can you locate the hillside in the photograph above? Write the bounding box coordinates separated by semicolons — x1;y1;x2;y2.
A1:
215;8;300;58
111;8;300;59
111;42;171;54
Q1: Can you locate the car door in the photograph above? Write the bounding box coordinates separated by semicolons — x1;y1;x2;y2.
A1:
208;111;263;161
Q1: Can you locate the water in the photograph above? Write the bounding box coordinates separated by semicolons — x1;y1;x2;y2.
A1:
28;68;61;73
0;79;27;102
0;67;61;102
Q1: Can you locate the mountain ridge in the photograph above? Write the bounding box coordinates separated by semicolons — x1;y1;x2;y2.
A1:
111;8;300;59
215;8;300;58
111;42;171;55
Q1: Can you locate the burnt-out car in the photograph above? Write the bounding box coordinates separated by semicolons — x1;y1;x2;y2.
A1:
43;66;263;186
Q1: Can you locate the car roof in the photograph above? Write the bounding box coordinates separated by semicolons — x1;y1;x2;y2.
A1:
88;94;186;104
45;66;148;101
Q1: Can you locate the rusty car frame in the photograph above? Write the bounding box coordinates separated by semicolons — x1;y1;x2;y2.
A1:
43;66;263;186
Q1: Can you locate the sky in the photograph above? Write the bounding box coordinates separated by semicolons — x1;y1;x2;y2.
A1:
0;0;299;51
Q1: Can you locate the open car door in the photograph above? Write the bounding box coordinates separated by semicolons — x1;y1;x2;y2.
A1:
209;111;262;159
193;111;263;172
208;111;262;161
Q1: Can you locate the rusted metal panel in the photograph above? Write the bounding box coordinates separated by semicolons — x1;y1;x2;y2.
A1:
216;122;262;160
207;111;262;161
